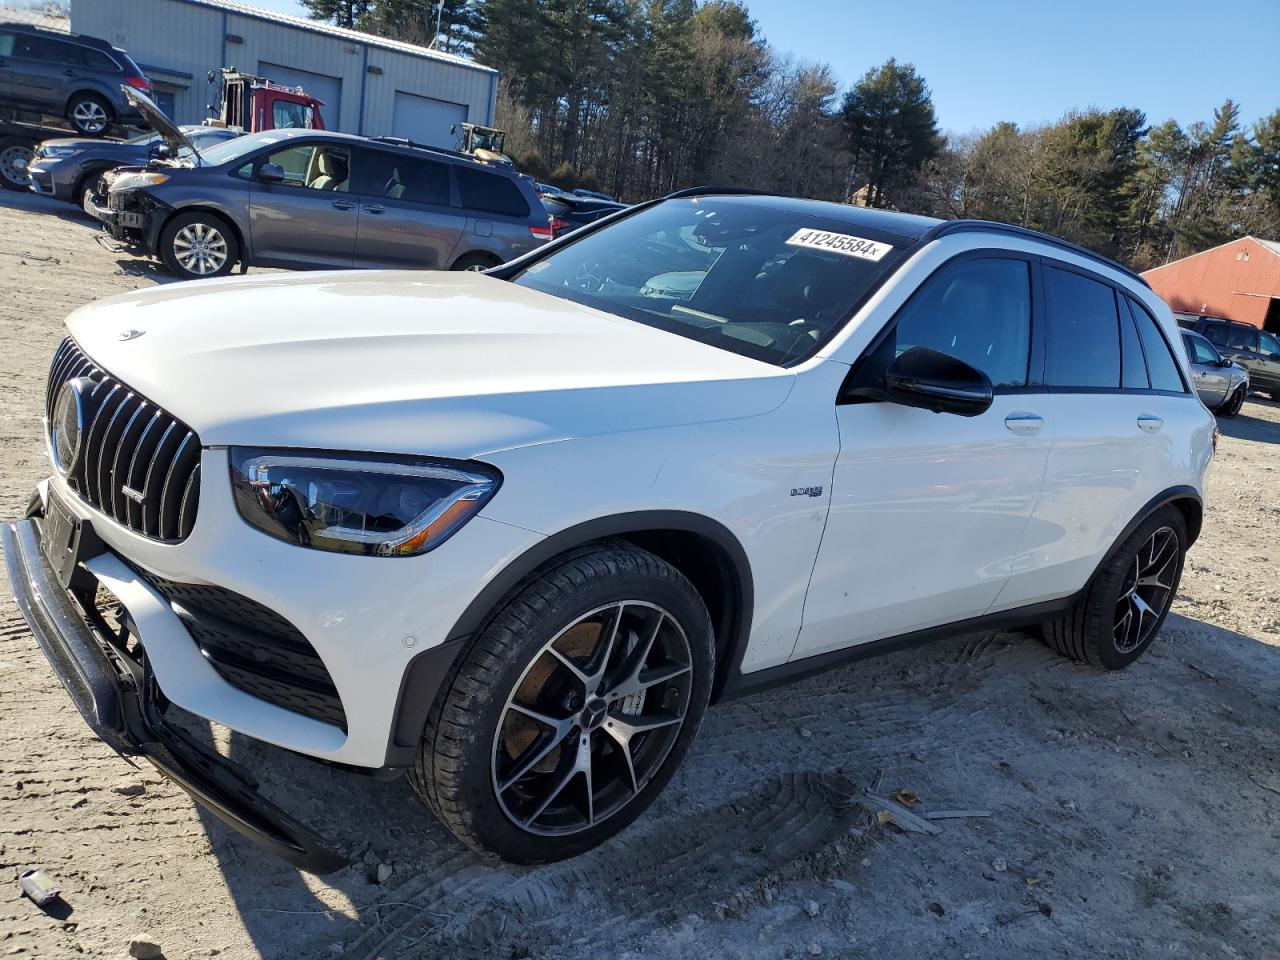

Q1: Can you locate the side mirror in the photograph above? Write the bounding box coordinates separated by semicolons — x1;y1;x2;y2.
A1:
849;346;994;417
257;162;286;184
1218;357;1233;368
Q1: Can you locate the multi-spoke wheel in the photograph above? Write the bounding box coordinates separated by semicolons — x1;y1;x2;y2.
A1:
160;212;240;279
68;94;113;136
1042;506;1187;669
413;543;714;862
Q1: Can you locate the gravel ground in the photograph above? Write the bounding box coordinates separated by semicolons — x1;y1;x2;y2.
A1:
1;191;1278;960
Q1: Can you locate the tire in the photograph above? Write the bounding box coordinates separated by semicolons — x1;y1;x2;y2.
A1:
0;139;33;191
413;541;715;863
159;211;239;279
1041;505;1187;670
1217;386;1245;418
450;251;501;272
72;167;113;208
67;93;114;137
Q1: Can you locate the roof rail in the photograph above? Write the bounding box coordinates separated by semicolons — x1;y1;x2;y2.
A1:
369;136;478;164
663;185;774;200
923;220;1149;287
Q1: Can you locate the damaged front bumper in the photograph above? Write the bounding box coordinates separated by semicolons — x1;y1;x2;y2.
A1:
1;513;346;874
85;187;165;252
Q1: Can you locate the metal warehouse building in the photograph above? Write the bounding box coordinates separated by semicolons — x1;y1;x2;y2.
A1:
69;0;498;149
1143;237;1280;334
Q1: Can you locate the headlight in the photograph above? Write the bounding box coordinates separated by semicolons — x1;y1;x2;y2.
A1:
109;172;170;192
229;449;501;557
41;146;83;159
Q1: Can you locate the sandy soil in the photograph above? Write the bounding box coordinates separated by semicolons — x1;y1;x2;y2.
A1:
1;191;1278;960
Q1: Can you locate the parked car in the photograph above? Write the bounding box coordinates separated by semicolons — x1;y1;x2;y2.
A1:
1177;315;1280;400
4;192;1215;871
88;88;550;279
541;191;626;237
0;23;149;136
1181;329;1248;417
571;187;617;202
26;125;241;205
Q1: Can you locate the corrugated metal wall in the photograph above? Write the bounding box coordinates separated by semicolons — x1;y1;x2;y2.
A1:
1143;238;1280;329
69;0;497;147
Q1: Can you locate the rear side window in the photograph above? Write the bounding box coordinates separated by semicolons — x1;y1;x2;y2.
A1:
1261;330;1280;357
456;167;530;218
1043;266;1120;388
361;150;451;206
1201;323;1229;347
1225;325;1258;351
78;47;118;71
886;257;1032;387
0;34;13;58
1126;298;1186;393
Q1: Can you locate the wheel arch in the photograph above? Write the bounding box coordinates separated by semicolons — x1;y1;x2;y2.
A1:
65;88;113;116
1110;486;1203;560
160;205;246;265
383;510;755;765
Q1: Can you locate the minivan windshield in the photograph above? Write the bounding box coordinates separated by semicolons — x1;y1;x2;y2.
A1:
197;131;297;167
511;197;904;366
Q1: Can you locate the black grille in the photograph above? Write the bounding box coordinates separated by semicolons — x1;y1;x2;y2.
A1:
47;337;201;542
140;572;348;732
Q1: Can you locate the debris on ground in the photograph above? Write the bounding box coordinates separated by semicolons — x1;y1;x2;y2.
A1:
864;793;943;835
17;870;60;908
127;937;163;959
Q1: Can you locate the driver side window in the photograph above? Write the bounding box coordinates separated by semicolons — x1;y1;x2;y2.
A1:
882;257;1032;388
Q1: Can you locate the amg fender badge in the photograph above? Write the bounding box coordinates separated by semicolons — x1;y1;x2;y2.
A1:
790;486;824;498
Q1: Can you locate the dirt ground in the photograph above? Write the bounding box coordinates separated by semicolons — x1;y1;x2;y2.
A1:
1;190;1278;960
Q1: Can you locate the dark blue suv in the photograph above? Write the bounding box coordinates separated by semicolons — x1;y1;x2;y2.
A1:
0;23;150;135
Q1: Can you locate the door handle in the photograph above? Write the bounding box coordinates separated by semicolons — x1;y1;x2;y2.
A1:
331;199;354;211
1004;411;1044;435
363;203;385;214
1137;414;1163;433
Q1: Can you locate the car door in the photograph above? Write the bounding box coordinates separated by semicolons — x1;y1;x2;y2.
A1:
792;253;1052;659
351;147;465;269
7;32;64;110
1216;323;1260;379
248;142;358;268
1253;329;1280;394
1182;331;1229;406
1009;267;1195;603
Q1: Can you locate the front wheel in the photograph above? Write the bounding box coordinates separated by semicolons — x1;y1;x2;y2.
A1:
413;543;714;862
1041;506;1187;669
1217;386;1245;418
159;212;239;279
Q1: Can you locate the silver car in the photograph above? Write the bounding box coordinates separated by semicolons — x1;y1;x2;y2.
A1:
1182;329;1248;417
88;89;549;280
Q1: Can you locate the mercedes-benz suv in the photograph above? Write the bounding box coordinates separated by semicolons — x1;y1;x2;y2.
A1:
3;191;1215;870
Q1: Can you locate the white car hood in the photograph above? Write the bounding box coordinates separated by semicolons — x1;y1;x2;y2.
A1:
65;271;794;459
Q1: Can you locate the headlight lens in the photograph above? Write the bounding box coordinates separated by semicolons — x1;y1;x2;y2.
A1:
110;171;170;191
229;449;501;557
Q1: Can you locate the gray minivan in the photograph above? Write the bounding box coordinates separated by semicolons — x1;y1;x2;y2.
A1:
90;91;550;280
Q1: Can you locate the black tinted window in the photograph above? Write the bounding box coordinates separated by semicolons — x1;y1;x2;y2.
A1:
1044;266;1120;388
456;167;529;217
1226;324;1258;351
361;150;451;206
1127;298;1186;393
78;47;117;71
1121;307;1149;389
886;257;1032;387
21;35;77;64
1201;322;1229;347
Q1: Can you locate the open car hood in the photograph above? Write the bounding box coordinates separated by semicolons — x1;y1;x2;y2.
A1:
122;86;201;161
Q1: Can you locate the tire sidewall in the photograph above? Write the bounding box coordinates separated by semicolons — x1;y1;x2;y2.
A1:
68;94;113;136
160;212;239;279
434;555;714;863
1085;506;1187;669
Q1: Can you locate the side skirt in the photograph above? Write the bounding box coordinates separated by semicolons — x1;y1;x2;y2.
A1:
718;593;1079;702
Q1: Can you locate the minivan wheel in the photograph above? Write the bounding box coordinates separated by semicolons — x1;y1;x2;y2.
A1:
412;542;714;863
1217;386;1245;418
68;94;113;136
1041;506;1187;670
451;252;501;272
159;212;239;279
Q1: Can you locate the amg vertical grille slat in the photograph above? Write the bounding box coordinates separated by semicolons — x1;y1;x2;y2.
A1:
45;338;201;543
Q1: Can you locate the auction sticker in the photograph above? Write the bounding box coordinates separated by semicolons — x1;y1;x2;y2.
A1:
786;228;893;261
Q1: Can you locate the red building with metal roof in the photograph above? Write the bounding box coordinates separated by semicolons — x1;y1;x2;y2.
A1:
1143;237;1280;333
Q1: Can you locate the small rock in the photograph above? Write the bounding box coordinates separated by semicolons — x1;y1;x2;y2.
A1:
113;784;146;797
763;887;773;904
991;858;1008;873
861;857;871;867
127;938;163;960
803;900;820;918
829;879;858;894
807;943;823;956
13;782;20;792
327;945;344;956
800;728;813;738
928;901;945;917
375;863;393;884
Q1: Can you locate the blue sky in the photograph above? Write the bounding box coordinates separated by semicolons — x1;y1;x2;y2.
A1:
252;0;1279;135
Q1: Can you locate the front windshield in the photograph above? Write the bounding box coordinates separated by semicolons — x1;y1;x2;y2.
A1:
512;197;905;366
196;131;294;167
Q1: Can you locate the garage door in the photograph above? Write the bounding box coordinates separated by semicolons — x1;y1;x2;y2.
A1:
259;61;342;130
392;91;468;149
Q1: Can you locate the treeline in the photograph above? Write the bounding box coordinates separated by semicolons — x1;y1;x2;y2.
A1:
304;0;1280;268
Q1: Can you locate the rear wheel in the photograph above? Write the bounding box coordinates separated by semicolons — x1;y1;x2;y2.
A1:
0;140;33;191
413;542;714;862
451;251;501;272
159;211;239;279
67;93;113;136
1041;506;1187;669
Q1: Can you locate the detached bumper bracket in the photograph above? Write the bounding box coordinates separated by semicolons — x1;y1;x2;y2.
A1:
1;518;346;874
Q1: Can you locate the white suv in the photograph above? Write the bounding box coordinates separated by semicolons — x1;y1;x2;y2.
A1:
5;190;1215;869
